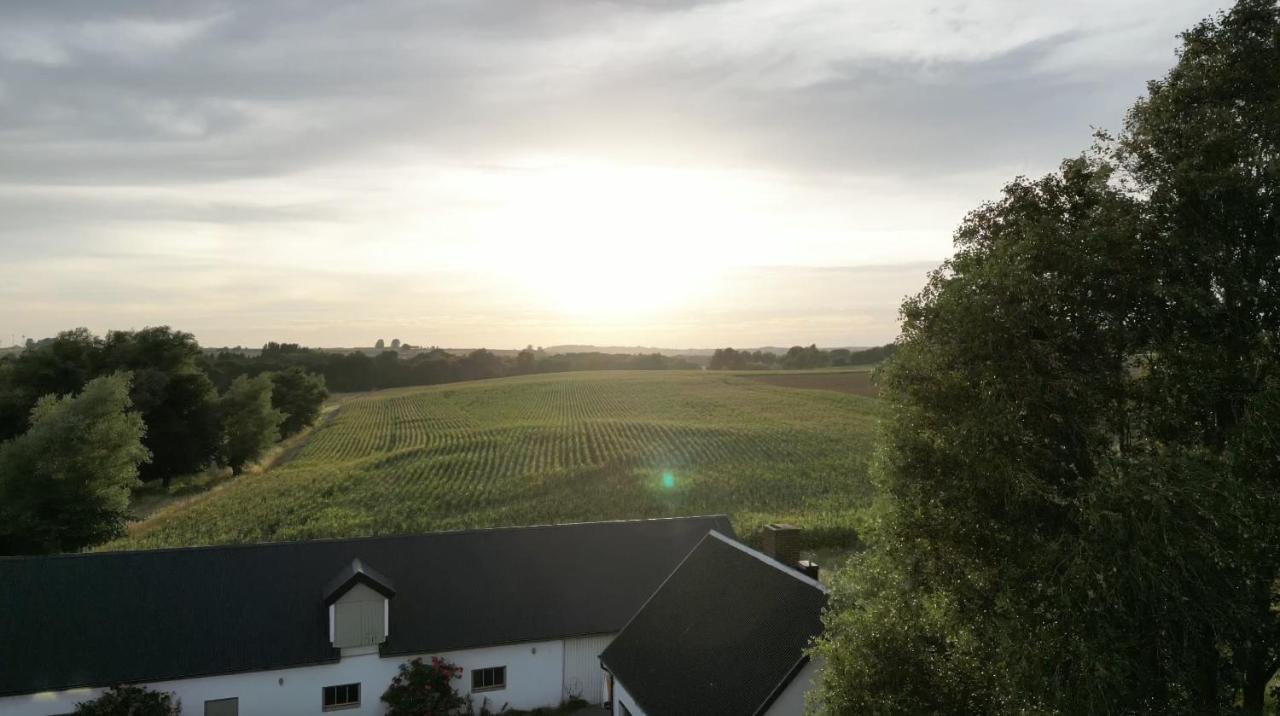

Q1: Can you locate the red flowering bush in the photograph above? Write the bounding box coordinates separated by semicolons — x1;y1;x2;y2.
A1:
382;656;466;715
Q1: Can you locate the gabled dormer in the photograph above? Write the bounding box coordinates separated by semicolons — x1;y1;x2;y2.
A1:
324;558;395;651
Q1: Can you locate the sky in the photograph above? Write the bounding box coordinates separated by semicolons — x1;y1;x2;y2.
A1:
0;0;1230;349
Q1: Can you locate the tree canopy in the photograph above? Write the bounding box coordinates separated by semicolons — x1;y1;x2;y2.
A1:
269;367;329;438
217;374;284;476
0;327;219;487
0;373;149;555
815;1;1280;712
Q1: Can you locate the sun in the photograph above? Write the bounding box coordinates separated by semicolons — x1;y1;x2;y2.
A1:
486;159;739;320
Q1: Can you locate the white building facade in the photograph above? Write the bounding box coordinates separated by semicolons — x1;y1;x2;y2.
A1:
2;634;615;716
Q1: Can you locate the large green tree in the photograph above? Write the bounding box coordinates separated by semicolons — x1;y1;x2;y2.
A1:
0;326;221;487
217;374;284;476
0;373;150;555
0;327;100;441
269;366;329;437
100;327;221;486
816;1;1280;712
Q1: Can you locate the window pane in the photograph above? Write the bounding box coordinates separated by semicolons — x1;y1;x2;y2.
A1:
323;683;360;708
472;666;506;691
205;698;238;716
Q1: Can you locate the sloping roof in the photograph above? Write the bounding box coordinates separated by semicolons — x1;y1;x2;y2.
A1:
600;531;826;716
324;557;396;604
0;515;733;697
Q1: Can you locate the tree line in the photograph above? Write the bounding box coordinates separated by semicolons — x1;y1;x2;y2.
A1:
0;327;328;555
202;344;697;393
814;1;1280;713
707;343;896;370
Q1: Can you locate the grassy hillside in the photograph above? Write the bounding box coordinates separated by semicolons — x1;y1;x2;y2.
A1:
111;370;880;550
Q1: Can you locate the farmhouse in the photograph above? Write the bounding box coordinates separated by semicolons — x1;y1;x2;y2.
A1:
0;517;825;716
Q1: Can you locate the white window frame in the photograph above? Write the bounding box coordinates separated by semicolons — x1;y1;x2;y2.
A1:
322;682;361;711
471;665;507;692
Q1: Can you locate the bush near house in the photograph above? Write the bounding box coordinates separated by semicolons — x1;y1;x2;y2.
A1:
382;656;466;716
73;685;181;715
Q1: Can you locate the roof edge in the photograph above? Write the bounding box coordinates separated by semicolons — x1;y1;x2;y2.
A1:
706;530;826;592
753;655;812;716
0;654;343;698
3;515;735;562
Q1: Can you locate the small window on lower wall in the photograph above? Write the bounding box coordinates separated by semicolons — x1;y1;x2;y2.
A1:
322;683;361;710
204;697;238;716
472;665;507;691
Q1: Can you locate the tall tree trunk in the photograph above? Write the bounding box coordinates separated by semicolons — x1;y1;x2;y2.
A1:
1194;636;1221;716
1242;656;1276;716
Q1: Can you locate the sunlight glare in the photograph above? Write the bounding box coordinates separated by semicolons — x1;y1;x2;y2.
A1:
484;159;743;319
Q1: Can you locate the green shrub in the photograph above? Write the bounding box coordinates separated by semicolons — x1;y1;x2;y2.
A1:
73;685;180;715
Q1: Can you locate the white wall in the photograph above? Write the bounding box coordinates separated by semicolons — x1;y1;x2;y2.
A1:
1;639;567;716
561;633;614;704
611;677;649;716
764;659;821;716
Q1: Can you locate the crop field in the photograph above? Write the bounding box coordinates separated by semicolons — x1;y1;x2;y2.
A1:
742;369;879;397
111;370;881;551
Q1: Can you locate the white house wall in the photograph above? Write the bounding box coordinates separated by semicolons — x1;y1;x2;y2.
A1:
611;677;650;716
561;633;615;704
0;639;567;716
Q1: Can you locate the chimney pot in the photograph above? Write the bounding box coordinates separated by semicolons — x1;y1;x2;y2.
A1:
798;560;820;581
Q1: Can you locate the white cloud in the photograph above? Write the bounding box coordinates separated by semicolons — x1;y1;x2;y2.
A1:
0;0;1234;346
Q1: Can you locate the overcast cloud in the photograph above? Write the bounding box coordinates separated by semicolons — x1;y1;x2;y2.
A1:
0;0;1229;348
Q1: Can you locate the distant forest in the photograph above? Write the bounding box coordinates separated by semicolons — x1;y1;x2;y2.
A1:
707;343;897;370
205;341;896;392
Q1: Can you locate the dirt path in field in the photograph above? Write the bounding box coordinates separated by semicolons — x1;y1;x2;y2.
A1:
742;371;878;397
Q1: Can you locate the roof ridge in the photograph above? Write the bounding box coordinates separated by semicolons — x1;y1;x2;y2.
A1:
600;529;722;715
0;514;733;562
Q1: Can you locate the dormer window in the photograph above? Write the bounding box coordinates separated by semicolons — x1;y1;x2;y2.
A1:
323;558;396;650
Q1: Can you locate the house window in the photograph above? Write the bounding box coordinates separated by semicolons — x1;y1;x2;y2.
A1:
322;683;361;710
204;697;238;716
472;666;506;692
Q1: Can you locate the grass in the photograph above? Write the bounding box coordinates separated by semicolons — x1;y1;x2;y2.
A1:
109;370;881;551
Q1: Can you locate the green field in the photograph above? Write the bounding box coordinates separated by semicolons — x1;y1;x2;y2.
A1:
112;370;881;551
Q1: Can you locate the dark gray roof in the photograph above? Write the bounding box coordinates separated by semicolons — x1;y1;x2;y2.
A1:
0;516;733;697
600;531;826;716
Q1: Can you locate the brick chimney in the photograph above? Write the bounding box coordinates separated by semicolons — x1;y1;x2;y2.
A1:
762;523;801;568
